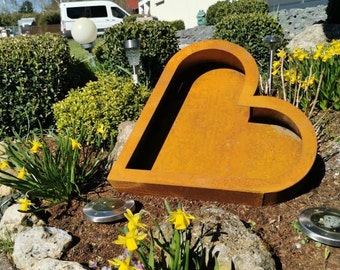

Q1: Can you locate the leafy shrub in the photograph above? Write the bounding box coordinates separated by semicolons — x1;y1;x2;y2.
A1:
123;14;139;23
0;33;94;139
36;10;60;25
53;73;150;144
0;12;21;26
272;40;340;114
94;20;179;88
206;0;269;25
170;20;185;31
0;127;107;209
326;0;340;24
213;12;286;73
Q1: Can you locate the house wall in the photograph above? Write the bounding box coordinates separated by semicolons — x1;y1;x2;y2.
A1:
143;0;231;29
139;0;327;29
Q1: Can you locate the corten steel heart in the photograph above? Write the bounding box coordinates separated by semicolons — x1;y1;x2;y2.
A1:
108;40;317;206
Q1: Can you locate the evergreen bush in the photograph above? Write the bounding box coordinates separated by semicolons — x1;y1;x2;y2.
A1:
213;12;286;74
53;73;151;145
0;33;93;138
36;10;60;25
93;20;179;88
170;20;185;31
206;0;269;26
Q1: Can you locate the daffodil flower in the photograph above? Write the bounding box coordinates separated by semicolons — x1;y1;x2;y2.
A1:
108;257;138;270
17;197;34;211
0;159;9;170
97;124;105;135
276;49;286;59
167;208;195;230
113;229;147;252
70;138;82;150
17;167;27;179
30;140;43;153
124;209;147;231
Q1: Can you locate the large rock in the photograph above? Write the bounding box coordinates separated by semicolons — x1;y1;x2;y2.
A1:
106;121;135;171
158;205;275;270
195;205;275;269
34;258;86;270
0;204;45;241
287;23;340;51
12;226;78;270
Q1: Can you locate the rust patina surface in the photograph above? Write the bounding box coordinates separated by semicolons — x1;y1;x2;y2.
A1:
108;40;317;206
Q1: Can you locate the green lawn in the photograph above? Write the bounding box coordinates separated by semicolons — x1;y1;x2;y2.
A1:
68;39;91;60
68;38;103;60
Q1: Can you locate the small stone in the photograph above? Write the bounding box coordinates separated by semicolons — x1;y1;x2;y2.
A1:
295;243;302;249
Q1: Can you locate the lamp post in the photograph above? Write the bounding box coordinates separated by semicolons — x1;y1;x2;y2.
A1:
263;35;281;96
71;18;97;66
124;39;140;84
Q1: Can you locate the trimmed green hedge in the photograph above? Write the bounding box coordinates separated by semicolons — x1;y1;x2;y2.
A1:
94;20;179;88
53;72;151;144
213;12;286;73
206;0;269;26
0;33;94;138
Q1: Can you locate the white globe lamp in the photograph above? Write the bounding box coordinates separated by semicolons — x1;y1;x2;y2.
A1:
71;18;97;66
71;17;97;46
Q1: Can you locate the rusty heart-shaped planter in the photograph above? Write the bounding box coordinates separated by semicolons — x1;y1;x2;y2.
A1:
108;40;317;206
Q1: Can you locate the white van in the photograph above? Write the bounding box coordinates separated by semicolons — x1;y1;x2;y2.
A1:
60;1;130;37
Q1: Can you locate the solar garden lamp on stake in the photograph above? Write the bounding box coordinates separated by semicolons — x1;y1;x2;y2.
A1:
124;39;140;84
263;35;281;96
71;18;97;67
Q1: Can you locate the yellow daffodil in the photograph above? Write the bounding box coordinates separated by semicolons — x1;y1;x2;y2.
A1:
322;51;332;62
272;60;281;69
113;229;147;252
276;49;286;59
97;124;105;135
17;167;27;179
30;140;43;153
0;160;9;170
313;50;322;60
292;48;309;61
272;68;279;76
70;138;81;150
124;209;147;231
17;197;34;211
108;257;138;270
166;208;195;230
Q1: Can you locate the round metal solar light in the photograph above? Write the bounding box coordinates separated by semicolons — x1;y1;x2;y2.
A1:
83;198;135;223
298;207;340;247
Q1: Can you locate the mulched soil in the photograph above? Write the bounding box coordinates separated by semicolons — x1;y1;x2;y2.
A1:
35;110;340;269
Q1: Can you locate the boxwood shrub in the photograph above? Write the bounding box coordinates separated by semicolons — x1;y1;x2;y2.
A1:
206;0;269;26
53;72;151;145
0;33;94;139
213;12;286;74
94;20;179;88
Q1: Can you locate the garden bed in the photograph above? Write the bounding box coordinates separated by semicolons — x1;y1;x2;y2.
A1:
43;110;340;270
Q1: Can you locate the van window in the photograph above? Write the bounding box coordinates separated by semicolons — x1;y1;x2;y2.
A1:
67;6;108;19
111;7;127;18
